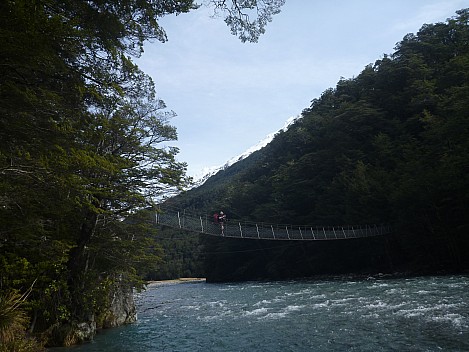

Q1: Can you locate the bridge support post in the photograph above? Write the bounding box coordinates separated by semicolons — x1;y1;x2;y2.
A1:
177;212;181;228
256;224;260;239
271;225;275;239
200;216;204;233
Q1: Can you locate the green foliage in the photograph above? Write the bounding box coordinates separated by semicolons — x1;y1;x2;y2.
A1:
145;227;204;280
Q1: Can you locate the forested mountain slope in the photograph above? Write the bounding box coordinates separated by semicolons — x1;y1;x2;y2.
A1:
163;9;469;281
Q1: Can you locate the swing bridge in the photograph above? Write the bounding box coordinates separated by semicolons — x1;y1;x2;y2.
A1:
155;206;392;241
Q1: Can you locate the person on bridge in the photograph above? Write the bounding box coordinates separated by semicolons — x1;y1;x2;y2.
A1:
213;212;219;223
219;211;226;222
219;211;227;234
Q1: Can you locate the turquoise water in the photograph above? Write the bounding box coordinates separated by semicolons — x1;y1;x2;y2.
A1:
58;276;469;351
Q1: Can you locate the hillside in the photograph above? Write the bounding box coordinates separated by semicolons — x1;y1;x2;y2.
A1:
158;9;469;281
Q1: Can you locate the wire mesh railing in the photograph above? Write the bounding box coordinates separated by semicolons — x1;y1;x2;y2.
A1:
155;207;392;241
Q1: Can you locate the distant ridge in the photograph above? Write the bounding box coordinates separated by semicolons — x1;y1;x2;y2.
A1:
191;115;300;188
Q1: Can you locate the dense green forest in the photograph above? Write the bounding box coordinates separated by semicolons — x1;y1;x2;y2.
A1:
0;0;285;349
145;227;204;281
164;9;469;281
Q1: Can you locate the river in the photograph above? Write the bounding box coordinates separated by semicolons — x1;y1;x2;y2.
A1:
58;275;469;351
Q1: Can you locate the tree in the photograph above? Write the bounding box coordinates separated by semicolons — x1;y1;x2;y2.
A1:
207;0;286;42
0;0;193;344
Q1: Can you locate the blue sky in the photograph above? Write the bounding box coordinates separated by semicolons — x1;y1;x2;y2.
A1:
136;0;467;178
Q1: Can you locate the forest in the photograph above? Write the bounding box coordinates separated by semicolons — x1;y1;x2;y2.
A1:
1;1;468;350
163;9;469;281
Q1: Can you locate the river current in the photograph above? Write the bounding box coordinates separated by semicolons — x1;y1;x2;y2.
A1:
60;275;469;351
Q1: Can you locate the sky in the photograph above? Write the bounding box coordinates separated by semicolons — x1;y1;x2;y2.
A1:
136;0;467;179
